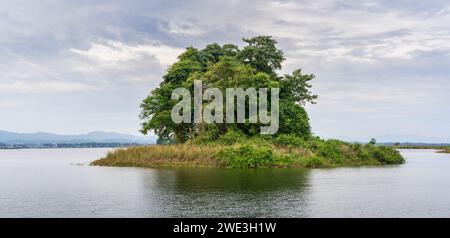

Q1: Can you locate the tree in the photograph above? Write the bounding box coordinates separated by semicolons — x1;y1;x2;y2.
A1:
238;36;284;76
140;36;317;143
280;69;318;105
278;101;311;139
369;138;377;145
140;83;191;143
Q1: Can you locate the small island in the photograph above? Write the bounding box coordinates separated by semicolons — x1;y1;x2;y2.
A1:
92;36;405;169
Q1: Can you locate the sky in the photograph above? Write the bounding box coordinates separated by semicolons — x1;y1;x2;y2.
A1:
1;0;450;142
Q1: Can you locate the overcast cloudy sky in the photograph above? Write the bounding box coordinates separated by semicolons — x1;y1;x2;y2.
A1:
1;0;450;141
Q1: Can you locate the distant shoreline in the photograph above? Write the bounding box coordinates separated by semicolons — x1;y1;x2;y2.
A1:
0;143;150;150
394;145;450;152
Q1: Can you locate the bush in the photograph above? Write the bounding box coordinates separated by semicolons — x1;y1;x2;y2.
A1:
369;146;405;164
217;129;247;145
272;154;295;167
278;101;312;140
191;124;220;144
304;156;325;168
275;134;306;147
315;139;346;164
217;144;274;168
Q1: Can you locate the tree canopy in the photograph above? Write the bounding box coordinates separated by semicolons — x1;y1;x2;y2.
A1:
140;36;317;144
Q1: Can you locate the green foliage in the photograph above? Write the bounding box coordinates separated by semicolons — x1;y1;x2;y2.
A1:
275;134;306;147
217;145;274;168
280;69;318;105
94;137;406;169
278;102;311;139
273;135;405;167
163;59;202;85
217;144;294;168
304;156;325;168
367;145;405;164
238;36;284;76
140;36;315;143
190;124;221;144
215;135;404;169
217;129;247;145
314;139;346;164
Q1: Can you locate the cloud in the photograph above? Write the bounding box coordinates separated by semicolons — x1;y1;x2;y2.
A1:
0;0;449;139
70;41;183;67
0;80;94;93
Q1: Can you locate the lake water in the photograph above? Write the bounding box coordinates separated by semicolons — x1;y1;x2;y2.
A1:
1;148;450;217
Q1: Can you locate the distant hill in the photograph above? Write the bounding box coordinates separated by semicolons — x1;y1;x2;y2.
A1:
0;130;156;145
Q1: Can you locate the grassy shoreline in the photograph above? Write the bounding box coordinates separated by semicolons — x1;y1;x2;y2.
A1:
92;144;222;168
91;135;406;169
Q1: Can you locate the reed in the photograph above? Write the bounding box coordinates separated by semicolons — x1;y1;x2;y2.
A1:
92;144;224;168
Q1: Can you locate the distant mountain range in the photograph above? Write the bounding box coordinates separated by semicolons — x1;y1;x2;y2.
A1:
0;130;156;145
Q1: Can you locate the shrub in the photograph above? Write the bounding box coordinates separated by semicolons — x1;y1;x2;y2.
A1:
315;139;345;164
304;156;325;168
356;147;371;161
191;124;220;144
217;144;274;168
272;154;295;167
217;129;247;145
275;134;306;147
369;146;405;164
278;101;312;140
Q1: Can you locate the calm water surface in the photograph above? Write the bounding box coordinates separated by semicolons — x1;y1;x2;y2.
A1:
1;148;450;217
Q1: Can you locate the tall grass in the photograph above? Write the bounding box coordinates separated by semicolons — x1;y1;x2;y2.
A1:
92;144;224;168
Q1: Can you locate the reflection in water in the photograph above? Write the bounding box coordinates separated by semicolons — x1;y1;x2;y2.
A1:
2;149;450;217
140;168;311;217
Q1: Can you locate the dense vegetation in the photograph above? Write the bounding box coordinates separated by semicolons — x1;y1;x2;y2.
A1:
92;36;405;168
140;36;316;143
92;133;404;168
